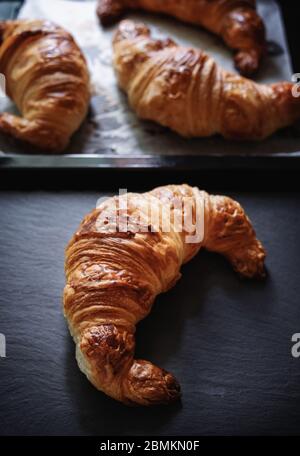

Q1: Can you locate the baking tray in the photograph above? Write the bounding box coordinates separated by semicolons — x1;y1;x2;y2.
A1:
0;0;299;171
0;170;300;436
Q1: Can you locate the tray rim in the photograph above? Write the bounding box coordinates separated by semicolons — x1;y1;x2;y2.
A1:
1;153;300;171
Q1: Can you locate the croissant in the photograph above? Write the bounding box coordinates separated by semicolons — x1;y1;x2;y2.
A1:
0;20;90;152
64;184;266;406
97;0;266;76
113;20;300;141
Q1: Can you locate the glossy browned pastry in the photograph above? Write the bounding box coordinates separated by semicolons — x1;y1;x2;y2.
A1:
64;184;266;406
97;0;266;76
113;20;300;141
0;20;90;152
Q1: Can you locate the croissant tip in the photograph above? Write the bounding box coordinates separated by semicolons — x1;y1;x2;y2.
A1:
163;371;181;402
234;50;261;77
125;360;181;406
238;264;267;281
96;0;125;27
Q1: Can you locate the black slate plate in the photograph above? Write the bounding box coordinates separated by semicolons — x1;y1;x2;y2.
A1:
0;189;300;436
0;0;300;170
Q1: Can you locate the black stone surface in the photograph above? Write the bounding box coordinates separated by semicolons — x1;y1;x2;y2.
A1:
0;190;300;436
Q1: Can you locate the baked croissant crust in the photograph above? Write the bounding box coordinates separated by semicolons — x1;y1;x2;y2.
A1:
64;184;266;406
0;20;90;152
97;0;266;76
113;20;300;141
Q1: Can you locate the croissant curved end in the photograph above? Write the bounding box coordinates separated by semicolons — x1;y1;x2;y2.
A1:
125;360;181;406
234;49;260;77
77;323;181;406
97;0;126;26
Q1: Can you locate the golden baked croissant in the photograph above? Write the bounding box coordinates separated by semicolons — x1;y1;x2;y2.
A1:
113;20;300;141
97;0;266;76
0;20;90;152
64;184;266;406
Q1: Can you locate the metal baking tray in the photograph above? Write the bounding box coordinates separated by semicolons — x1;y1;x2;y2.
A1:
0;0;299;171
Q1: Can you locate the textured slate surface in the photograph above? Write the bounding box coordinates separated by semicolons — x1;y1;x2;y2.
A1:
0;190;300;436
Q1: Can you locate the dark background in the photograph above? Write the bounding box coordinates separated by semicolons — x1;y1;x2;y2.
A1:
0;189;300;436
0;0;300;437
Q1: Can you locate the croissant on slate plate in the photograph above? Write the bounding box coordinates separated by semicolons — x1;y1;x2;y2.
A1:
97;0;266;76
64;184;266;406
0;20;90;152
113;20;300;141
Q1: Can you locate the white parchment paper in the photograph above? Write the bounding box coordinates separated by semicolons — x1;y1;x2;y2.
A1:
0;0;298;155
